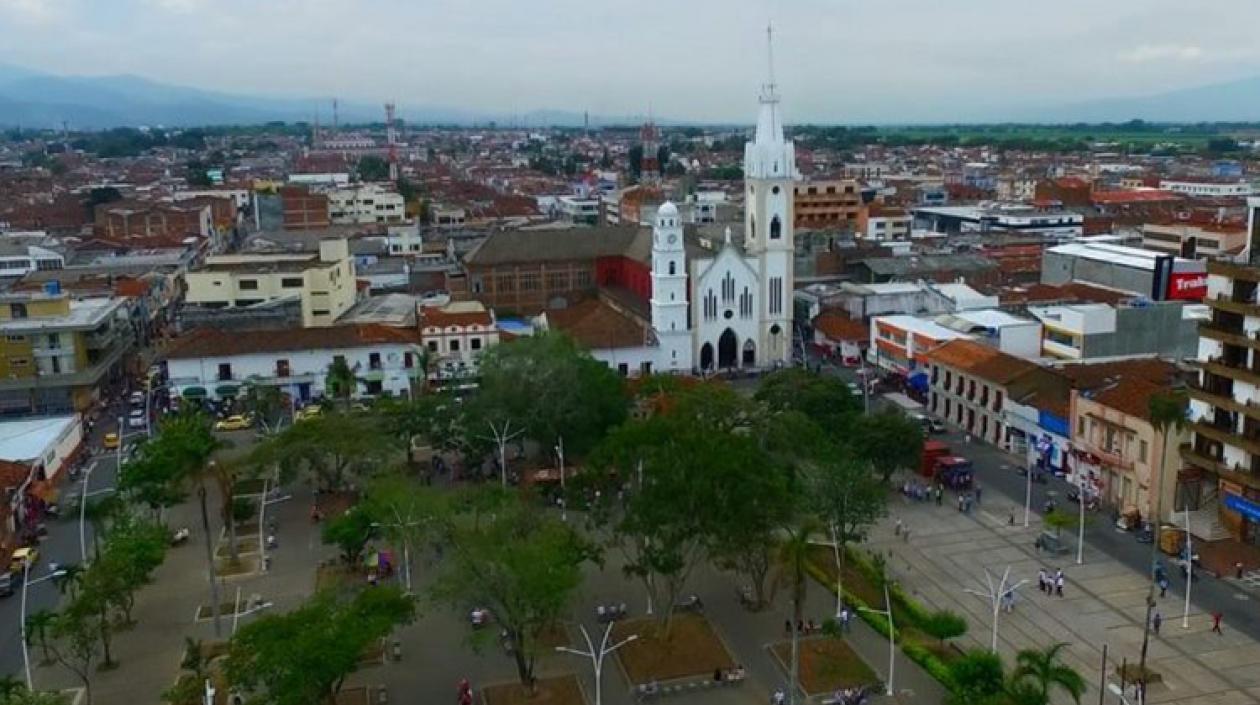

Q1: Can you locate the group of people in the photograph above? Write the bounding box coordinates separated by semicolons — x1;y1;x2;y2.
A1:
712;665;746;682
956;485;982;514
900;480;940;504
1037;568;1066;597
829;686;870;705
784;618;824;635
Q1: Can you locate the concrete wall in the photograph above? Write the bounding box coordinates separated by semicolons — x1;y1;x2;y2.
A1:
1042;251;1154;296
1083;304;1198;359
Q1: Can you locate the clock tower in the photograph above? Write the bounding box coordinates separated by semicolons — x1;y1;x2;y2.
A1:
650;201;690;372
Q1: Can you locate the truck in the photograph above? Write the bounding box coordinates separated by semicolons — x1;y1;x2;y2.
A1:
919;441;974;489
920;440;951;476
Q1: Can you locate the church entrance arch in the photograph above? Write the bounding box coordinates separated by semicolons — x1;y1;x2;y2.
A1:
718;328;738;369
700;343;714;372
742;339;756;367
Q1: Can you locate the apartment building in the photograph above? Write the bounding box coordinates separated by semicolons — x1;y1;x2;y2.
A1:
856;204;911;241
327;184;406;225
869;314;967;375
165;324;425;402
1183;258;1260;542
0;289;132;414
183;239;357;327
793;179;862;229
95;200;214;243
1025;299;1203;361
1141;222;1247;259
280;185;331;230
924;338;1040;447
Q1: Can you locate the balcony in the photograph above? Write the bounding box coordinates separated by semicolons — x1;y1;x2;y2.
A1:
1190;419;1260;457
1209;259;1260;283
1199;322;1260;349
1077;438;1134;470
1206;292;1260;318
1202;357;1260;387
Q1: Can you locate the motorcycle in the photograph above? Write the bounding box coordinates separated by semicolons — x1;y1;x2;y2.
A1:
170;527;190;546
674;594;704;613
595;602;627;623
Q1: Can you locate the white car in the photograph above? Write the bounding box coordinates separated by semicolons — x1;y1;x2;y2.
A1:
127;409;147;429
128;391;146;407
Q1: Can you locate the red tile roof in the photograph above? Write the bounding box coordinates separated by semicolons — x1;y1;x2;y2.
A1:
420;306;493;328
164;325;419;359
924;339;1039;385
546;298;648;349
813;311;867;342
1092;190;1183;205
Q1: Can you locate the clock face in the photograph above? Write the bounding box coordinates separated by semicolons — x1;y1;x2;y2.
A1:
667;234;677;244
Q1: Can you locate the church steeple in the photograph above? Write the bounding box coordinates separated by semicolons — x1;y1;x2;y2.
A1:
745;24;795;182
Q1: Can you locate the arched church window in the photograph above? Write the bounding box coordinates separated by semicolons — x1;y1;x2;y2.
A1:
770;216;782;240
669;261;676;275
750;215;756;240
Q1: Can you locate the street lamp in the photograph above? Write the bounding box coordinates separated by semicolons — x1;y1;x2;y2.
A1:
1182;508;1193;629
555;436;566;522
1076;475;1087;565
858;580;895;697
964;567;1027;653
555;622;638;705
20;562;67;690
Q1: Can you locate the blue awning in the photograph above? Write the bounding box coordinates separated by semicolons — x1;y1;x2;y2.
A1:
908;371;929;393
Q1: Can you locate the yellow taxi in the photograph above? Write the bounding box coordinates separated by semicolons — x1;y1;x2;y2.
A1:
295;406;322;422
9;547;37;573
214;414;254;432
102;432;120;450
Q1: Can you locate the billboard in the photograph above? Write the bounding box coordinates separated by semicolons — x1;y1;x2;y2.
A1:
1167;271;1208;300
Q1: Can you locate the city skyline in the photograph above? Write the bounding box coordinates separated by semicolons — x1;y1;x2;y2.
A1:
3;0;1260;124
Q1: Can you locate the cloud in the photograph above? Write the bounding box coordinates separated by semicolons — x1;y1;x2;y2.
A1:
1119;44;1205;63
0;0;65;25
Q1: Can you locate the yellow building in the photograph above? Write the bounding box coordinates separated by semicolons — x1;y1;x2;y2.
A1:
0;291;132;414
183;239;357;328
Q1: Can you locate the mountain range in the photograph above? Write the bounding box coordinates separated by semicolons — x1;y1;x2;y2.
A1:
4;62;1260;129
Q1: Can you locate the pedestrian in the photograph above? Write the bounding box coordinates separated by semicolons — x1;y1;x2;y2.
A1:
975;483;983;505
1038;569;1047;593
957;494;965;512
1212;611;1223;635
840;607;851;632
1152;611;1162;635
1158;576;1169;598
1056;573;1065;597
903;527;911;543
894;518;903;536
784;619;792;635
935;486;943;506
771;689;786;705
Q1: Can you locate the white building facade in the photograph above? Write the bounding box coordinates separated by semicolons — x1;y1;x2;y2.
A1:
646;70;796;373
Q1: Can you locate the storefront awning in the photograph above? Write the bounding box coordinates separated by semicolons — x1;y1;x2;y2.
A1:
182;387;208;399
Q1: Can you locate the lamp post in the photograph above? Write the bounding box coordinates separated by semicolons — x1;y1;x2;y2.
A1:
1024;460;1033;528
1182;507;1193;629
1077;475;1087;565
858;581;895;697
20;562;67;690
555;623;638;705
555;436;566;522
964;567;1027;652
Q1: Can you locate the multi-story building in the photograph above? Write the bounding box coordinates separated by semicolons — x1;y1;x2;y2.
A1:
1183;256;1260;542
164;324;425;403
1041;242;1207;302
1141;221;1247;259
1159;179;1255;199
280;185;331;230
924;338;1042;447
914;204;1084;239
326;184;406;225
418;301;499;387
869;314;967;375
856;204;911;241
1071;373;1187;528
183;239;357;328
1025;299;1203;360
0;243;64;278
0;289;132;414
95;200;214;243
793;179;861;229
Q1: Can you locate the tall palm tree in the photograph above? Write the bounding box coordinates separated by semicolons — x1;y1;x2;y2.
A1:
776;520;822;705
51;563;83;599
1139;391;1188;686
25;609;56;664
325;358;357;409
83;494;123;560
1010;642;1085;705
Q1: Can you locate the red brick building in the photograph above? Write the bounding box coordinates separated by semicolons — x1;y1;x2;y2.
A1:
280;186;331;230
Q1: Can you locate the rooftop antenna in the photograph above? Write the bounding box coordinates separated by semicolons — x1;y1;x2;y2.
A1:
333;98;339;131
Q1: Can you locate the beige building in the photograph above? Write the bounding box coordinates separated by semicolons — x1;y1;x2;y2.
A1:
418;301;499;387
327;185;406;225
183;239;357;328
1141;222;1247;259
793;179;862;229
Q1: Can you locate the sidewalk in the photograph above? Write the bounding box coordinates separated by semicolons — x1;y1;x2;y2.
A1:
880;490;1260;704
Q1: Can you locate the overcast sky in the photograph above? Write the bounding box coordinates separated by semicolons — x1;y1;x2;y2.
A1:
2;0;1260;123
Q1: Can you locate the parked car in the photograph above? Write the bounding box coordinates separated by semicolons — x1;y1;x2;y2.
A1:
9;547;37;573
295;406;323;422
128;391;146;407
214;414;254;432
102;432;120;450
127;409;147;429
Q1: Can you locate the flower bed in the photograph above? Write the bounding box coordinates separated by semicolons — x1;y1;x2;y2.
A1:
769;636;879;695
612;614;735;685
482;675;587;705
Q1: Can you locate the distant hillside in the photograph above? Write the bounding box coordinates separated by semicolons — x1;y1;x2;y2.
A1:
1031;75;1260;124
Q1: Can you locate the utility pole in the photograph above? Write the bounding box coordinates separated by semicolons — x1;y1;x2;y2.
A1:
556;436;566;522
1182;508;1192;629
199;486;223;638
480;420;523;489
964;567;1027;652
858;581;895;697
555;623;638;705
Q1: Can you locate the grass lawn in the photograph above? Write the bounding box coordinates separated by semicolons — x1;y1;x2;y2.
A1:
334;686;385;705
215;555;259;577
315;563;362;592
770;637;879;695
482;675;586;705
807;545;882;607
612;614;735;685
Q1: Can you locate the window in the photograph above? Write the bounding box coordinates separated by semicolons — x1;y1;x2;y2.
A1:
9;303;26;319
45;333;60;350
239;279;259;290
617;363;629;377
1078;417;1085;435
1139;439;1148;463
5;335;24;343
496;274;515;293
312;309;330;317
519;272;540;292
449;339;461;353
369;352;382;370
641;361;652;376
50;357;61;374
281;277;303;288
470;338;482;351
668;261;676;275
546;271;569;292
574;270;592;288
427;340;439;353
276;359;290;377
9;357;28;366
770;216;782;240
217;363;232;381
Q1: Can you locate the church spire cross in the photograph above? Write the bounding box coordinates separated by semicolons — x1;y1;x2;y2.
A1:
761;23;779;104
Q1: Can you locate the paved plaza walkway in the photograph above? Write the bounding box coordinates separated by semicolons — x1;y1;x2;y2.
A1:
880;482;1260;705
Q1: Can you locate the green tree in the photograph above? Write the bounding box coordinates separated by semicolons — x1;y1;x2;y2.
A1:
0;684;68;705
251;412;397;492
921;609;968;647
431;492;595;693
118;412;219;515
24;609;57;664
776;520;823;702
755;368;861;430
809;454;886;614
356;155;390;182
851;411;924;483
324;358;358;407
1042;510;1073;538
321;507;377;566
226;587;415;705
361;476;442;591
473;332;627;458
1139;391;1188;689
82;494;125;560
947;650;1006;705
1009;643;1085;705
46;602;102;703
242;383;289;434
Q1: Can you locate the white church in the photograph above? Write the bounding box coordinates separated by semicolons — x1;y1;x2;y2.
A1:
649;70;798;373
